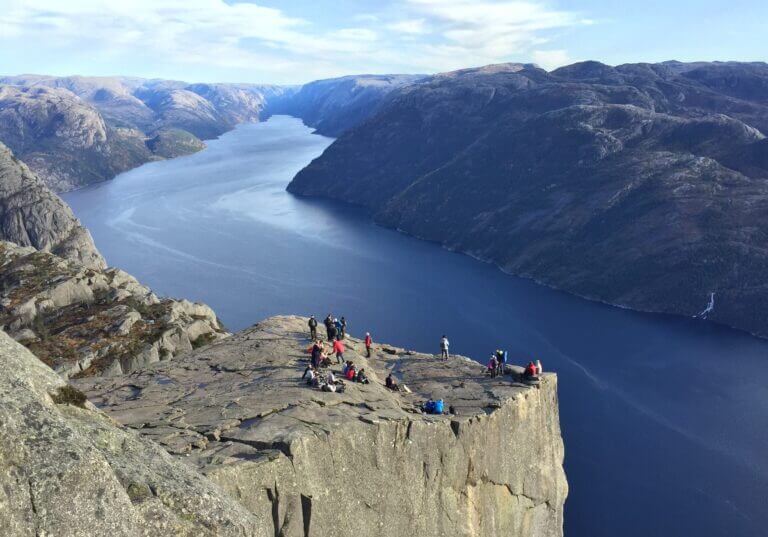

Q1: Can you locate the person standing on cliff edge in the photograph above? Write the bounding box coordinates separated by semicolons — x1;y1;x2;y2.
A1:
308;316;317;340
365;332;373;357
440;335;450;359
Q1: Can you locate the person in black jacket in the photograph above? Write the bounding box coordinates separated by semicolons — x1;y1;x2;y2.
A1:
308;316;317;340
324;314;333;340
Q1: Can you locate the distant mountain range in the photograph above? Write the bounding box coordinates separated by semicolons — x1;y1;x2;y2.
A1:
0;75;290;191
288;61;768;338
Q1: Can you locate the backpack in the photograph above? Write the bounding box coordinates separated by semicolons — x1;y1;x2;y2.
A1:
434;399;444;414
424;400;435;413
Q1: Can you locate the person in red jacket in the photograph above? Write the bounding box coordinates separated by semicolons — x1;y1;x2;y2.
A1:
365;332;373;357
333;337;345;364
524;361;538;380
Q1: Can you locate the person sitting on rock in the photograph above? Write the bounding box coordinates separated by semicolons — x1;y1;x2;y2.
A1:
342;360;351;376
345;364;357;381
327;370;338;385
301;364;316;384
523;361;539;381
357;368;370;384
385;373;400;391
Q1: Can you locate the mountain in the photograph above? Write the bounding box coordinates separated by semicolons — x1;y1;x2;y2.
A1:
0;75;292;191
288;61;768;338
0;142;104;268
74;316;567;537
265;74;424;136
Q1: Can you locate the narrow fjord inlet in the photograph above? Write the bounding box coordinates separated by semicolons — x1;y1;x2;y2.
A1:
65;116;768;537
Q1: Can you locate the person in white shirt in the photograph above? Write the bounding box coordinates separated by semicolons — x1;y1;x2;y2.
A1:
440;335;450;359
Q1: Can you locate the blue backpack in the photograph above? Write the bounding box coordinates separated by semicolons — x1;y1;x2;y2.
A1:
434;399;444;414
424;400;435;413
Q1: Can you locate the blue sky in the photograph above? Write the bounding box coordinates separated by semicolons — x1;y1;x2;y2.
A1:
1;0;766;84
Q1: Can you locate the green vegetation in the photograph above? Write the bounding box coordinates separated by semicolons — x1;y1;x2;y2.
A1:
50;384;88;408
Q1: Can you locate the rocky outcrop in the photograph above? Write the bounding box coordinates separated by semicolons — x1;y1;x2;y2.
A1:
288;61;768;338
0;76;292;191
0;329;263;536
0;142;104;269
77;316;567;537
0;241;228;378
265;74;424;136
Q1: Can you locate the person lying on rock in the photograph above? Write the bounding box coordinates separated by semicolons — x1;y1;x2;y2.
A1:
385;373;400;391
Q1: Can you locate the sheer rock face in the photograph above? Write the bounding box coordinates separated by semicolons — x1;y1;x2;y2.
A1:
0;241;228;379
0;330;262;536
77;315;567;537
265;74;424;136
288;61;768;338
0;142;105;269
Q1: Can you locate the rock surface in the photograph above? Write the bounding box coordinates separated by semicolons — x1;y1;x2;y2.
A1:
265;74;424;136
0;142;104;269
0;241;228;379
288;61;768;338
77;315;567;537
0;328;263;536
0;76;292;191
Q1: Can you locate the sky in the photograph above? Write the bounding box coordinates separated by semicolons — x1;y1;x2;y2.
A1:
0;0;766;85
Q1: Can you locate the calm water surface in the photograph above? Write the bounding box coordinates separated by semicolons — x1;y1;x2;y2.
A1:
65;116;768;537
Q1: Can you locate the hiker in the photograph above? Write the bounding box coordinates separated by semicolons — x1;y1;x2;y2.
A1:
536;359;543;375
328;322;338;342
324;314;333;340
385;373;400;391
302;364;315;380
333;337;345;364
308;316;317;340
340;316;347;339
311;340;322;368
440;335;450;359
334;318;343;338
306;367;319;386
342;360;352;376
487;355;498;378
365;332;372;357
497;350;508;376
357;368;370;384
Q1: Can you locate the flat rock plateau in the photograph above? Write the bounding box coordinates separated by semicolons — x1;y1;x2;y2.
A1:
68;315;568;537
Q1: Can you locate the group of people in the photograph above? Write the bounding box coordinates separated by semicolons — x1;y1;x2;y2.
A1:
304;314;374;393
487;350;543;382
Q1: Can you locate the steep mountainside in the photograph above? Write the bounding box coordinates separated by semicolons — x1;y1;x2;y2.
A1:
0;142;104;268
76;316;567;537
265;74;423;136
289;61;768;337
0;75;291;190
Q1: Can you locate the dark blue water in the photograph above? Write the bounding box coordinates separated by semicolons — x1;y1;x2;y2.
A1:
64;116;768;537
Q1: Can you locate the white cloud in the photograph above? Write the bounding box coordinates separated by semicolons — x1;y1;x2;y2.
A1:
387;19;430;35
532;49;571;70
0;0;589;83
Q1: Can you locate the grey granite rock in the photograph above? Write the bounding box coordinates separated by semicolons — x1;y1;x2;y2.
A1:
0;241;228;378
0;142;105;269
77;315;567;537
0;329;262;536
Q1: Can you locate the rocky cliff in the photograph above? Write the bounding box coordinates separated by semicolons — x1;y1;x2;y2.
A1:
0;241;228;379
0;142;104;269
76;315;567;537
265;74;423;136
0;329;263;536
288;61;768;338
0;75;291;191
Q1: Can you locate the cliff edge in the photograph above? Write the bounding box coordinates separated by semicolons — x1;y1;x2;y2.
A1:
76;315;568;537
